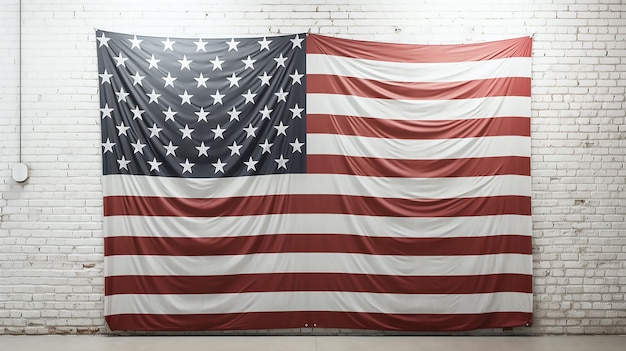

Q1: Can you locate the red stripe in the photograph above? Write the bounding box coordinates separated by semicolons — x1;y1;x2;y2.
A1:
306;34;532;62
104;234;532;256
307;115;530;139
105;273;532;295
103;195;531;218
307;155;530;177
106;311;533;331
307;76;531;100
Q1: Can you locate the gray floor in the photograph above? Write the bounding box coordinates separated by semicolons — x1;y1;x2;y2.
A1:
0;335;625;351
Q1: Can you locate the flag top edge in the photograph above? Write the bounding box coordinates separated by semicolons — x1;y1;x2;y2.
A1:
307;34;532;63
96;29;307;42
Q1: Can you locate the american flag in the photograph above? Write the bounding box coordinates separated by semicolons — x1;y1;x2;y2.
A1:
98;30;533;331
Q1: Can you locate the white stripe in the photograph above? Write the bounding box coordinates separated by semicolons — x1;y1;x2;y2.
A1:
306;54;532;82
308;135;530;159
103;174;530;199
105;291;532;315
105;253;532;276
306;95;530;121
104;214;532;239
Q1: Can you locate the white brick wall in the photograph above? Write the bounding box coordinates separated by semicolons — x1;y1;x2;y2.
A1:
1;0;624;335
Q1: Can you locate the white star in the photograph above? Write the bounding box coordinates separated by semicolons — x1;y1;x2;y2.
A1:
210;90;225;105
101;138;115;153
211;124;226;139
194;38;207;52
194;73;209;88
116;122;130;136
243;123;257;138
242;90;257;104
130;105;145;120
178;55;193;70
259;105;273;120
147;89;161;104
97;32;110;47
244;157;258;172
129;35;142;50
274;121;289;136
100;103;113;118
179;124;194;140
258;71;272;86
212;158;226;174
289;69;303;85
227;72;242;88
117;156;131;170
115;87;129;102
130;139;146;154
162;72;176;88
180;159;195;174
146;54;160;69
259;139;273;154
163;107;177;122
289;138;305;153
258;37;272;51
289;104;304;119
195;142;210;157
227;107;241;121
114;52;128;67
290;34;304;49
148;157;162;172
195;107;210;122
210;56;224;70
226;38;240;51
163;141;178;157
275;155;289;170
227;141;243;156
179;90;193;105
242;55;256;70
148;123;162;138
162;37;175;51
99;69;113;84
274;53;288;68
274;88;289;102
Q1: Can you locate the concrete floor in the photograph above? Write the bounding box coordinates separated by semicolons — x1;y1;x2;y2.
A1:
0;335;625;351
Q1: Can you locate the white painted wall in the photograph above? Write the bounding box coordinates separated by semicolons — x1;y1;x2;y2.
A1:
1;0;624;335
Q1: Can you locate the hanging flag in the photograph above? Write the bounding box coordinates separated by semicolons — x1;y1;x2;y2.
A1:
98;30;533;331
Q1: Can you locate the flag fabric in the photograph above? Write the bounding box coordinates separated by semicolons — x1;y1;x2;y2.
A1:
98;30;533;332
